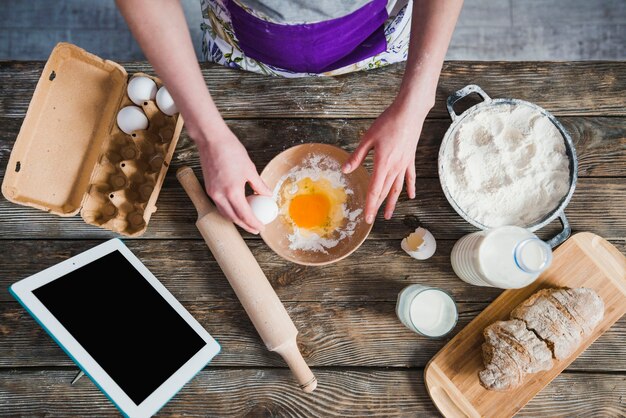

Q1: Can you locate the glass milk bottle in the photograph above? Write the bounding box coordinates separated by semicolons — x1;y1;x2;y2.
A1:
450;225;553;289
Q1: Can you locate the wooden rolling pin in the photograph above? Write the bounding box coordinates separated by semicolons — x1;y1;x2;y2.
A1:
176;166;317;393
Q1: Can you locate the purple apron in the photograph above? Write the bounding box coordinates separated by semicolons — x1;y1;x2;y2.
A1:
226;0;389;73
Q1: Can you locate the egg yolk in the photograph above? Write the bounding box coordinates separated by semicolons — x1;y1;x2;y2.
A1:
289;193;331;229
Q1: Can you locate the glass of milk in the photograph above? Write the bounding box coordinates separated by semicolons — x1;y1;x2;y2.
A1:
395;284;458;338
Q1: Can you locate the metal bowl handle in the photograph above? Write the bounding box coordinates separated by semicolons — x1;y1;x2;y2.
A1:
545;213;571;248
447;84;492;121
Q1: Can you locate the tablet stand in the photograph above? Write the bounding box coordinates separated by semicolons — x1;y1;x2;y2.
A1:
71;370;85;385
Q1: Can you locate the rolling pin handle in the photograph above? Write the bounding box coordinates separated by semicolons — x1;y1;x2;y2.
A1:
177;165;317;393
176;166;214;218
275;341;318;393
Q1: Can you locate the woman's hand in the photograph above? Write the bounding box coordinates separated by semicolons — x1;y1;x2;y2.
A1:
343;101;427;224
339;0;463;224
117;0;274;234
195;126;272;234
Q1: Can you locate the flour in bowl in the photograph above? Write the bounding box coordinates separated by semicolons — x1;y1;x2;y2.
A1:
441;103;570;228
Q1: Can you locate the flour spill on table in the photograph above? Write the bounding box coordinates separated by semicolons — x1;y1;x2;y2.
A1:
273;154;362;253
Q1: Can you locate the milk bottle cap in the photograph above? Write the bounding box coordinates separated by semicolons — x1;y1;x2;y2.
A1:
514;237;552;274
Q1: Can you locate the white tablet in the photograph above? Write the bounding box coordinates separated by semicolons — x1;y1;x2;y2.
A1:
9;238;220;418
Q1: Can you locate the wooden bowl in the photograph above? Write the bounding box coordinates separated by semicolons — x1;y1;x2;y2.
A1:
260;143;372;266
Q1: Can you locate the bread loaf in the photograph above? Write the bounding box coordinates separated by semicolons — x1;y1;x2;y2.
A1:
479;320;553;391
511;288;604;359
479;287;604;391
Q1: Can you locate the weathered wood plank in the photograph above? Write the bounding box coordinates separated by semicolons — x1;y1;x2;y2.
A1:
0;369;435;417
0;369;624;417
1;240;624;305
171;116;626;178
1;62;625;118
0;177;624;240
1;116;623;178
3;300;626;371
0;239;499;303
2;115;624;187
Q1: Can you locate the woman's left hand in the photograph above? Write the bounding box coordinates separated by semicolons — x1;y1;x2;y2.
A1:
343;101;426;224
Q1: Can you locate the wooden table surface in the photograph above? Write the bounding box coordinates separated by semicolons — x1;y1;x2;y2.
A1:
0;61;625;417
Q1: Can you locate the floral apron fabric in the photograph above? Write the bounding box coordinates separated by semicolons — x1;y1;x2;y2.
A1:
200;0;412;77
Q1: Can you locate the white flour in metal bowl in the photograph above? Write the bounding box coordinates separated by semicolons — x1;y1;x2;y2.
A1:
441;103;570;228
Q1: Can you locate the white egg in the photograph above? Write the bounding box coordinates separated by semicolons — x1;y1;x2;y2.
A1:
156;86;178;116
116;106;149;135
401;227;437;260
127;76;157;106
246;194;278;225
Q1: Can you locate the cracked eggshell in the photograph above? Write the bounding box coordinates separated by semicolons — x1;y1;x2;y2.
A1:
401;227;436;260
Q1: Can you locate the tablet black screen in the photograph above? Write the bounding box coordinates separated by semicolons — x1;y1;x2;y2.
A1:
32;249;206;405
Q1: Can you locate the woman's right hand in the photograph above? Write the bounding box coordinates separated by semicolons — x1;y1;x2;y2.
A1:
116;0;273;234
195;126;272;234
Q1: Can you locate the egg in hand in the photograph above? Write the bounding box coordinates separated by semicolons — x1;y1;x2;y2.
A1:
247;194;278;225
279;176;347;237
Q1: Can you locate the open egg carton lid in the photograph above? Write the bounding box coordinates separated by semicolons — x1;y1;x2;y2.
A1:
1;42;184;236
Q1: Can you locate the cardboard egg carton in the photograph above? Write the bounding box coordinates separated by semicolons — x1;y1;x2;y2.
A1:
1;42;183;236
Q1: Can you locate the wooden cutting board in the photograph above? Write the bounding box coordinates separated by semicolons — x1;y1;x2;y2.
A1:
424;232;626;418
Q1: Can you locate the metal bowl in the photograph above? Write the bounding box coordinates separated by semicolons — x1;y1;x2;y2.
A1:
438;84;578;248
260;143;372;265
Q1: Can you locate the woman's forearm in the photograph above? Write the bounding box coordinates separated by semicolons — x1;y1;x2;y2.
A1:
115;0;227;144
395;0;464;115
116;1;272;233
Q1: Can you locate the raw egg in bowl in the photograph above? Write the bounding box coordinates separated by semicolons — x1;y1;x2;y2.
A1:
260;143;372;266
